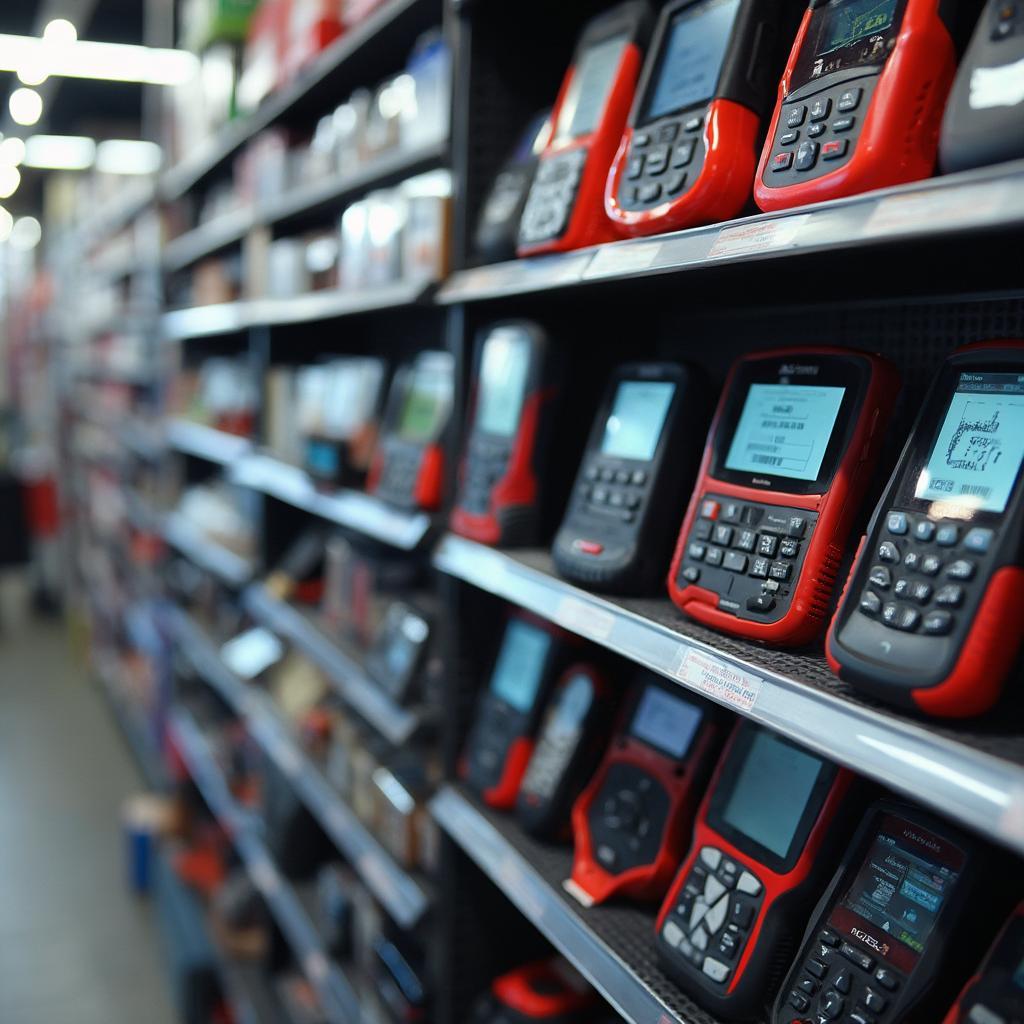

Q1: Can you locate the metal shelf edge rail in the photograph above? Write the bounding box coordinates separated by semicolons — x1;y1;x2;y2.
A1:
162;512;255;587
433;534;1024;855
159;0;435;201
169;709;361;1023
431;785;688;1024
437;159;1024;304
160;281;432;342
230;452;431;551
243;584;423;747
170;608;431;928
166;419;253;465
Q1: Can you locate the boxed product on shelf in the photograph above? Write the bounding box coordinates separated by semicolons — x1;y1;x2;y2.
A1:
399;29;451;152
237;0;289;112
285;0;345;81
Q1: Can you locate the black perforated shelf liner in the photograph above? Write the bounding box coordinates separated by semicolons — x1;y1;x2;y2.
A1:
504;549;1024;767
449;785;767;1024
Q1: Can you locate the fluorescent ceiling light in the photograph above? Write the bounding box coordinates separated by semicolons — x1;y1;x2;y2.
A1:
0;138;26;166
43;20;77;44
0;207;12;242
96;139;162;175
0;34;198;86
10;88;42;126
24;134;95;170
0;165;20;199
10;216;41;251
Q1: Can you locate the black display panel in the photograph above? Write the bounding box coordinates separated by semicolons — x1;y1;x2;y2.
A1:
790;0;907;92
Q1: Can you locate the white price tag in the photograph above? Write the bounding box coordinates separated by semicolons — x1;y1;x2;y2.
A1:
863;181;1011;237
673;647;762;711
586;240;662;278
708;214;811;259
555;594;615;641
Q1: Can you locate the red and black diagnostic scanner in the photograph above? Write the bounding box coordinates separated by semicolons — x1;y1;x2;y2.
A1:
656;722;857;1018
468;959;598;1024
827;341;1024;718
462;613;575;810
368;351;454;511
773;799;975;1024
565;673;722;907
553;362;707;594
451;322;563;547
943;902;1024;1024
606;0;802;235
754;0;959;210
516;2;653;256
516;664;613;841
669;347;900;645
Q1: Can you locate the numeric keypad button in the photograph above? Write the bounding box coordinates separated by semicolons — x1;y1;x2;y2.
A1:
736;529;757;552
920;554;942;576
878;541;900;563
923;611;954;635
936;524;959;546
913;520;936;542
757;534;778;557
935;584;964;607
947;559;976;580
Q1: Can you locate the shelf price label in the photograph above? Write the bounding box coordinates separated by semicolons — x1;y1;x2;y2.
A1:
673;647;762;711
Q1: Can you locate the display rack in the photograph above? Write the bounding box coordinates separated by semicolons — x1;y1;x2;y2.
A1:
434;535;1024;856
57;0;1024;1019
170;608;432;929
169;708;363;1023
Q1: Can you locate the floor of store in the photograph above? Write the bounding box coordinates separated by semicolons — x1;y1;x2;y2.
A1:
0;608;177;1024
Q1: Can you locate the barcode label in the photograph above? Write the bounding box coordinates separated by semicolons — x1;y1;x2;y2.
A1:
751;455;783;466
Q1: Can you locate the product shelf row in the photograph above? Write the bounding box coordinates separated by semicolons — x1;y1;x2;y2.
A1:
159;0;442;202
163;139;449;273
169;606;432;929
160;280;433;342
169;707;363;1023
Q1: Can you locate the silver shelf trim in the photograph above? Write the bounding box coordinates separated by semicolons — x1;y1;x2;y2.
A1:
230;452;431;550
166;419;252;465
243;585;423;747
433;534;1024;855
162;512;255;586
430;785;690;1024
437;160;1024;304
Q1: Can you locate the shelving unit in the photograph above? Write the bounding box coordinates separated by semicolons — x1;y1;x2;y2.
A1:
169;708;363;1023
169;608;432;929
434;535;1024;856
55;0;1024;1019
439;160;1024;304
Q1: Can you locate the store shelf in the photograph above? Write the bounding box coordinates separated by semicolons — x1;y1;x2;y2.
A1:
171;608;432;929
169;708;362;1023
162;512;256;587
433;535;1024;856
437;160;1024;304
243;584;426;747
163;206;257;273
260;139;448;231
94;658;166;789
163;140;449;272
432;785;724;1024
231;452;433;551
161;280;432;342
166;419;252;465
160;0;441;201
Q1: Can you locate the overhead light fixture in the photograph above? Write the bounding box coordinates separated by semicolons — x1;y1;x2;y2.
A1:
10;88;42;126
0;207;12;242
24;134;95;170
96;139;162;175
0;34;198;86
43;19;77;44
10;215;41;251
0;165;21;199
0;138;25;166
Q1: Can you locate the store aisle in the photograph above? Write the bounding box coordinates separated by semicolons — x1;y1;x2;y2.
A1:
0;616;178;1024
